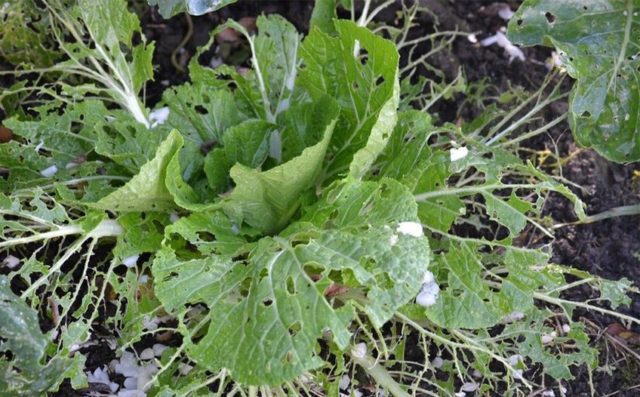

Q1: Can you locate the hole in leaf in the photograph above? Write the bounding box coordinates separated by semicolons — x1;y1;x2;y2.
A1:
288;321;301;337
200;139;218;155
195;105;208;115
544;12;556;23
359;48;369;65
262;298;273;307
375;75;385;87
516;19;523;26
581;110;592;118
286;276;296;295
197;232;215;242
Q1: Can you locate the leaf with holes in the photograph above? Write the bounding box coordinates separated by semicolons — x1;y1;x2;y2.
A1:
152;178;431;385
509;0;640;162
148;0;236;18
0;276;73;395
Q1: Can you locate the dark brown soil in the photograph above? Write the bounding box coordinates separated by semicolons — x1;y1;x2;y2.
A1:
426;1;640;396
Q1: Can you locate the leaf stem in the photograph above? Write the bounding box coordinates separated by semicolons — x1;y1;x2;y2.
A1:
0;225;83;248
533;292;640;327
414;183;540;201
349;347;411;397
19;220;122;298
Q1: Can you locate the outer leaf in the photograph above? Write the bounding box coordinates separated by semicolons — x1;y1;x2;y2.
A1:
424;241;560;329
299;20;400;182
0;0;58;66
95;110;171;172
91;130;183;212
153;179;431;385
509;0;640;162
5;101;101;164
0;276;70;395
148;0;236;18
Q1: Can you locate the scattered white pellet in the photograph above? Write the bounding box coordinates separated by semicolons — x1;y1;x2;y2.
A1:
123;377;138;389
450;146;469;162
142;315;159;331
40;165;58;178
472;369;482;378
149;107;170;128
138;275;149;284
546;51;565;71
396;221;423;237
112;350;158;396
416;279;440;307
388;234;399;246
423;271;435;284
152;344;168;357
467;33;478;43
454;392;466;397
480;31;525;62
498;5;514;20
502;311;525;323
508;354;523;366
139;348;154;360
351;343;367;359
542;390;556;397
339;374;350;390
87;366;119;393
513;369;524;380
2;255;20;269
431;356;444;369
122;255;139;268
461;382;478;392
562;324;571;334
541;331;557;345
169;213;180;223
210;56;223;68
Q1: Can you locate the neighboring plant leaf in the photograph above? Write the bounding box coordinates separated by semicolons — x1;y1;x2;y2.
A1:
148;0;236;18
91;130;183;212
25;0;155;126
424;241;560;329
0;1;58;67
153;178;431;385
0;276;71;395
509;0;640;162
4;101;102;164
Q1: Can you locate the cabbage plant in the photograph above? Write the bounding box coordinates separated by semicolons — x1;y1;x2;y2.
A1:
0;0;638;396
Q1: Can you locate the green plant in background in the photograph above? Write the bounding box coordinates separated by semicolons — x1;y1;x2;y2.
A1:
509;0;639;162
0;0;638;396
